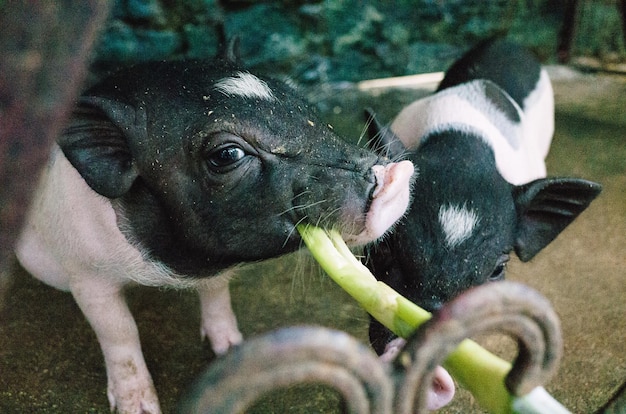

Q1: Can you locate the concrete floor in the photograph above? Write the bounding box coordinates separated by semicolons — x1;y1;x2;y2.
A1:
0;68;624;413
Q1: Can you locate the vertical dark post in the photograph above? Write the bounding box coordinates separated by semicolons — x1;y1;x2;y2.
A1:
619;0;626;47
557;0;580;63
0;0;111;308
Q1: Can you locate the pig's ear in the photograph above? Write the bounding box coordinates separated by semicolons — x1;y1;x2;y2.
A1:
364;108;406;158
513;177;602;261
58;97;140;199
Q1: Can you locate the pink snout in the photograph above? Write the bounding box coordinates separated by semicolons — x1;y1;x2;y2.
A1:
381;337;456;411
344;160;414;245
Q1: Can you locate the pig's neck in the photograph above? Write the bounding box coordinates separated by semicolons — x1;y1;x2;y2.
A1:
111;186;231;278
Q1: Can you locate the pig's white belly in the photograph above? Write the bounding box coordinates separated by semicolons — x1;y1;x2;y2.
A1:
15;146;185;291
16;146;119;290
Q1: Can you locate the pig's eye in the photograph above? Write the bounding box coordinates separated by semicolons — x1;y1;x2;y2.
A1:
207;144;246;169
489;254;509;281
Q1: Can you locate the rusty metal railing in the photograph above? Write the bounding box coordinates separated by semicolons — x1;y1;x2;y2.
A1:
179;281;563;414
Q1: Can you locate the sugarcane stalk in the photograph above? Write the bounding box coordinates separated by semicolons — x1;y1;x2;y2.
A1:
297;224;569;414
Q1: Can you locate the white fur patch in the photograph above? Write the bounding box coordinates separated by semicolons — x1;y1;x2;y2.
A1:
214;71;275;101
438;204;479;248
390;79;548;185
521;69;554;160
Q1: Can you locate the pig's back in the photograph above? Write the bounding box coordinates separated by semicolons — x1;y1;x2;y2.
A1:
437;38;554;160
437;39;541;107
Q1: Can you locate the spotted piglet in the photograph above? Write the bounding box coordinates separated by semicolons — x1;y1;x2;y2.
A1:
15;47;414;413
365;38;602;360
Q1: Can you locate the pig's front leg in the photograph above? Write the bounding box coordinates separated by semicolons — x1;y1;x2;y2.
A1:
197;270;243;355
70;276;160;414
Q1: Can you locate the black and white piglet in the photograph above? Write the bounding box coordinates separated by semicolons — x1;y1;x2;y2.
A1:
365;39;602;358
15;48;414;413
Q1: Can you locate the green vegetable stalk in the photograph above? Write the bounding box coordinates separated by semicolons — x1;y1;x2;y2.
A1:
297;224;569;414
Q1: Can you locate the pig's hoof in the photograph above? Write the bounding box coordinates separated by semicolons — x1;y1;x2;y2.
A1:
201;322;243;355
108;377;161;414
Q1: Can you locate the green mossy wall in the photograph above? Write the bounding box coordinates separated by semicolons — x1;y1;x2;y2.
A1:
92;1;626;83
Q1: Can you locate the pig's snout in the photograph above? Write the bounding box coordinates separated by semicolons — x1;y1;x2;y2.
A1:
380;338;456;411
370;160;414;200
429;366;456;410
344;160;414;245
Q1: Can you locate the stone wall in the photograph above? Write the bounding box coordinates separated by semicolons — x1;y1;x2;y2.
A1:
92;0;625;83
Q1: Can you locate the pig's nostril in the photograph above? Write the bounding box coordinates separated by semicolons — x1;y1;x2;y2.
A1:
370;165;388;199
365;167;377;188
361;163;381;202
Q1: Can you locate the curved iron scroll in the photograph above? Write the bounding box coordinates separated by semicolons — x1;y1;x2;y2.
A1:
178;281;563;413
179;326;394;413
393;281;563;413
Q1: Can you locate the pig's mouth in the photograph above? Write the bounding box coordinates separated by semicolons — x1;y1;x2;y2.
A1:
343;160;414;245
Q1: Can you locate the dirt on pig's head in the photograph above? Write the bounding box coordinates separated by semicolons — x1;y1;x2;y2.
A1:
58;58;413;276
